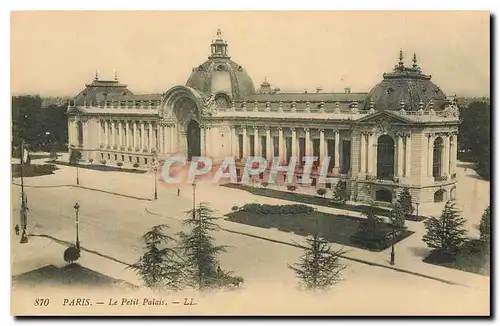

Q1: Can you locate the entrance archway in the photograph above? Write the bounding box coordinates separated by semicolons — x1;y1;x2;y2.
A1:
187;120;201;161
377;135;395;180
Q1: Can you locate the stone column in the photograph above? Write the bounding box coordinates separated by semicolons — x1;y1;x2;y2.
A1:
405;134;411;177
148;122;153;152
451;133;457;175
200;125;206;156
117;121;122;148
104;120;108;146
334;130;340;169
278;127;284;162
98;120;102;146
397;134;404;177
444;134;450;177
231;126;237;158
242;126;247;157
253;127;259;156
132;121;137;150
360;132;366;173
111;121;116;147
266;127;271;160
319;129;325;163
140;121;145;151
427;134;433;177
367;132;375;175
291;128;297;158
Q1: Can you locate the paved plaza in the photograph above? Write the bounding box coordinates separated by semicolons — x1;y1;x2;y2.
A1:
11;155;490;314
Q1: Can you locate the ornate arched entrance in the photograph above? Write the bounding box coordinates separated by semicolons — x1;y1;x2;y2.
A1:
187;120;201;161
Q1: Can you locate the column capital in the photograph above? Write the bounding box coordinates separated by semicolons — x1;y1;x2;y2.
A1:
319;128;324;133
277;126;283;131
265;126;270;131
304;128;310;132
290;127;296;132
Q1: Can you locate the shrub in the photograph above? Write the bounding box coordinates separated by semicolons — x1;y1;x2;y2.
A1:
317;188;327;197
240;203;314;215
88;158;94;165
69;149;82;165
396;188;414;218
231;206;239;211
332;180;348;205
117;162;123;168
133;163;140;169
100;159;107;165
287;185;297;192
63;246;80;263
261;182;269;188
352;205;388;250
48;150;58;162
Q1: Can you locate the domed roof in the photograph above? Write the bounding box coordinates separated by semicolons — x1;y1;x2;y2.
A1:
364;51;447;112
186;29;255;100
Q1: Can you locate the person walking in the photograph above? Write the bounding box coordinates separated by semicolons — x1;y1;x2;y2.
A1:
177;188;180;196
14;224;19;236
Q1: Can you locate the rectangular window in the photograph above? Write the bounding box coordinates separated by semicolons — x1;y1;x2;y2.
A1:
136;157;140;163
299;137;305;165
285;137;292;163
273;136;279;157
238;134;243;159
144;158;148;165
129;156;132;162
115;154;117;160
121;155;125;161
249;137;255;156
101;153;104;159
260;136;267;158
108;154;110;160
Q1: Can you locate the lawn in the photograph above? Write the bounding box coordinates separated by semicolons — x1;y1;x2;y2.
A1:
225;204;414;252
12;264;138;289
223;183;426;222
54;161;146;174
11;163;59;178
423;240;490;276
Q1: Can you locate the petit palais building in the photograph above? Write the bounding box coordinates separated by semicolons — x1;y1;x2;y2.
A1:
67;29;460;206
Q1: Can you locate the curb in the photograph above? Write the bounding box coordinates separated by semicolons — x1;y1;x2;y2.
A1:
12;183;152;202
144;206;466;287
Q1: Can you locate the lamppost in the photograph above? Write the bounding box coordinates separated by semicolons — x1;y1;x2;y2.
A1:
416;202;420;218
19;139;28;244
390;225;396;265
153;160;158;200
76;163;80;185
74;202;80;250
192;182;196;219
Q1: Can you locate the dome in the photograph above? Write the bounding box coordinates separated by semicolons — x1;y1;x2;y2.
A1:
364;51;448;111
185;29;255;100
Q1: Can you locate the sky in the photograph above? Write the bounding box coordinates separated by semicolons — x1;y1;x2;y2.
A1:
10;11;490;97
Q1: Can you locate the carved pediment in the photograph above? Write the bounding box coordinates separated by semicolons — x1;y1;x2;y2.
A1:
356;110;413;125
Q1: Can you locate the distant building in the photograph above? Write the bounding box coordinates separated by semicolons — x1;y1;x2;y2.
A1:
67;29;460;205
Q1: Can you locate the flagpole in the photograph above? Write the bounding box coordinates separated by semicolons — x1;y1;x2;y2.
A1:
20;139;28;243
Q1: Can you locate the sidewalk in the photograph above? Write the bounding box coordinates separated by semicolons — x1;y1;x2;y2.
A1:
147;181;490;292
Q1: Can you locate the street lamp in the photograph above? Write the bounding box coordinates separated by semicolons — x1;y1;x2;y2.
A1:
192;182;196;219
74;202;80;250
390;225;395;265
153;160;158;201
19;139;28;244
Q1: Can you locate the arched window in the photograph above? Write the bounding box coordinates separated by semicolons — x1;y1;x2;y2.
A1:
434;189;446;203
375;188;393;203
433;137;444;178
377;135;395;180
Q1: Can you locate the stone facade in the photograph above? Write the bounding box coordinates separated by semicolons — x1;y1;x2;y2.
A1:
67;30;460;206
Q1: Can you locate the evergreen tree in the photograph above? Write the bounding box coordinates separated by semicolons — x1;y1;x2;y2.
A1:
129;224;183;291
332;180;348;205
289;226;345;291
479;206;491;244
390;202;406;230
396;188;414;218
69;149;82;165
422;200;468;255
177;203;242;290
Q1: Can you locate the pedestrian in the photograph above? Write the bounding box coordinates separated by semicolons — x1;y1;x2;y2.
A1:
14;224;19;236
177;188;180;196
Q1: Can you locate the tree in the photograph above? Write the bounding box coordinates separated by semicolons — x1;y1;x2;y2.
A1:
69;149;82;165
129;224;183;291
317;188;327;198
390;202;406;230
289;227;345;291
331;180;348;205
177;203;242;290
396;188;414;218
459;101;490;180
353;204;387;249
478;206;490;244
422;200;467;255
